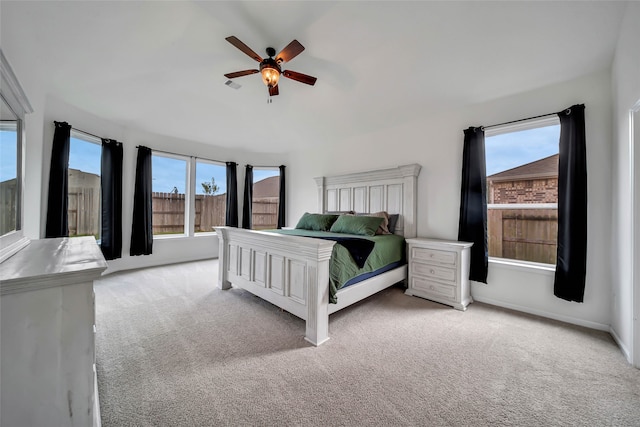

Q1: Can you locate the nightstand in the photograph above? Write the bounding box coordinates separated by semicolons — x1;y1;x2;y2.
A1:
404;238;474;310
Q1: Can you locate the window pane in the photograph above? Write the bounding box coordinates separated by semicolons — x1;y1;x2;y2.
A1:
252;169;279;230
195;161;226;233
152;155;187;235
486;124;560;264
0;124;18;235
68;135;101;239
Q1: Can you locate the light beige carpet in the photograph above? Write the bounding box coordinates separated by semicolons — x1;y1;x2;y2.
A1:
95;260;640;426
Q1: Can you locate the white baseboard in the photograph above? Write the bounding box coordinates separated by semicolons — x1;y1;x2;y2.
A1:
472;296;610;331
609;326;632;364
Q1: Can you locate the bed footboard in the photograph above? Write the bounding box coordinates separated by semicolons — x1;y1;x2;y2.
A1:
216;226;336;346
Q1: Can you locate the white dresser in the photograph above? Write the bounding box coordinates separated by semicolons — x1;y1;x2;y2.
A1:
0;237;107;427
405;238;473;310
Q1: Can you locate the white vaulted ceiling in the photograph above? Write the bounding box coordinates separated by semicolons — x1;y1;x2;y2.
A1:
0;1;627;153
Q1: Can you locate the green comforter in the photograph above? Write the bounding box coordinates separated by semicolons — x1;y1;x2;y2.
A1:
270;229;405;303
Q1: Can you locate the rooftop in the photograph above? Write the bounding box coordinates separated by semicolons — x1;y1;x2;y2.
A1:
488;154;558;181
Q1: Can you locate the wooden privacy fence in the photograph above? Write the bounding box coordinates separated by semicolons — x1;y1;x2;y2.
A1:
63;190;278;236
68;188;100;238
488;207;558;264
0;178;17;235
152;192;227;234
251;197;278;230
152;193;277;233
153;192;186;234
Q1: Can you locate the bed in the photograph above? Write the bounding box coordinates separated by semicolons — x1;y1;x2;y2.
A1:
215;164;421;345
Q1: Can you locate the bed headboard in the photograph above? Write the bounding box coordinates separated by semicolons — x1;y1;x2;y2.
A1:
313;164;421;238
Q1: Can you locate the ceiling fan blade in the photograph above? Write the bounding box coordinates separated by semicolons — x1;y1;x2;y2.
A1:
275;40;305;63
225;36;263;62
224;69;259;79
283;70;317;86
269;85;279;96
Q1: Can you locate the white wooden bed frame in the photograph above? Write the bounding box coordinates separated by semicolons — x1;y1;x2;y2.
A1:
216;164;421;346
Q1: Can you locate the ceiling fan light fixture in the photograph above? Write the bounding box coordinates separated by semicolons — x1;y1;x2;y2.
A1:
260;64;280;88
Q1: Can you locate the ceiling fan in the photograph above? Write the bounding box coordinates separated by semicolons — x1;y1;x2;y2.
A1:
224;36;317;97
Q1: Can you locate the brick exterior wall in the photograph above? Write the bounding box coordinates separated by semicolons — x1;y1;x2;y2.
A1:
489;177;558;204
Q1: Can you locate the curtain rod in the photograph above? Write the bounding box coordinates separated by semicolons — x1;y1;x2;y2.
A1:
245;164;281;169
71;127;103;141
482;108;571;131
135;145;236;165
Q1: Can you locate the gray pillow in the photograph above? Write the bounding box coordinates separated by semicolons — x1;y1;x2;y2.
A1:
387;214;400;234
356;211;391;234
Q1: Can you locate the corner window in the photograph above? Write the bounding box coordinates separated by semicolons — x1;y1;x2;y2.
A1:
252;168;280;230
195;160;226;234
152;154;188;236
68;131;101;240
485;117;560;265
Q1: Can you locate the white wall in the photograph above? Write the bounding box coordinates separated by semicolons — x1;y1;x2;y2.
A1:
611;2;640;363
288;69;613;330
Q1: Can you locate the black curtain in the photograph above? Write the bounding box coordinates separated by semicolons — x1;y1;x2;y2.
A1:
100;139;123;260
242;165;253;229
130;146;153;256
554;104;587;302
225;162;238;227
457;127;488;283
277;165;286;229
45;121;72;238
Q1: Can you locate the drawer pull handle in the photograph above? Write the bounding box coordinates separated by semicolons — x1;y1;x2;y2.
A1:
430;269;435;274
429;285;435;290
430;253;434;258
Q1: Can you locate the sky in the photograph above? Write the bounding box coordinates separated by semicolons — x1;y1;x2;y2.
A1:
152;155;278;195
0;130;17;182
485;124;560;176
69;136;101;175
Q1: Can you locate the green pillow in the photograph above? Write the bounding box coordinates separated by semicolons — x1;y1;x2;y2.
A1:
295;213;339;231
329;214;384;236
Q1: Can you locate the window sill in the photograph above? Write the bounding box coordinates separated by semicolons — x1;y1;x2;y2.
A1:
153;233;219;240
153;234;187;240
488;257;555;276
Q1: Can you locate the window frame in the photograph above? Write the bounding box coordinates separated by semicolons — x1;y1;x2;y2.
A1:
193;158;226;236
151;151;191;238
251;166;280;231
0;50;32;263
68;129;102;241
485;115;560;270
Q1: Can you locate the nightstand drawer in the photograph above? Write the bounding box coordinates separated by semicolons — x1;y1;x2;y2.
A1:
411;277;456;300
411;247;456;265
413;261;456;283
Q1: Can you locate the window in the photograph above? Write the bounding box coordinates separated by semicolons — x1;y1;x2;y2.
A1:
252;168;280;230
485;117;560;265
0;52;32;261
195;160;226;233
152;154;188;236
68;131;101;239
0;120;18;236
